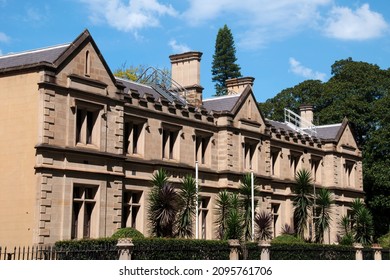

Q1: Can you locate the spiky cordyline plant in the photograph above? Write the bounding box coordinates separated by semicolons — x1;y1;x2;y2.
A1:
314;188;334;243
239;173;260;241
176;174;197;238
293;169;313;239
215;190;231;240
148;169;179;237
255;211;273;241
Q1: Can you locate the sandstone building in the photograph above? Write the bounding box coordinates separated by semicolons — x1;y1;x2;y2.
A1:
0;30;363;246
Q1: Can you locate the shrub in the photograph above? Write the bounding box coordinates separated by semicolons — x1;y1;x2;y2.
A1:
111;227;145;239
271;234;305;244
339;233;354;246
378;232;390;248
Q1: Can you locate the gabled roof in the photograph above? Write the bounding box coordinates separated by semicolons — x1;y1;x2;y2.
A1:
116;77;161;100
0;44;69;72
266;118;346;142
203;94;241;112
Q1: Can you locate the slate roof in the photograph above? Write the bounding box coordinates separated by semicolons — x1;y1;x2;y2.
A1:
116;77;161;100
202;94;241;112
0;44;69;71
266;119;343;142
0;33;346;143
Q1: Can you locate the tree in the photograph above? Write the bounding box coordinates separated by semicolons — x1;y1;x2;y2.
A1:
293;169;313;239
148;169;180;237
212;24;242;96
239;173;260;241
314;188;334;243
176;174;197;238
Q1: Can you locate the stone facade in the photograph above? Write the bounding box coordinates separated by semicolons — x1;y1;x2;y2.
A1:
0;30;364;247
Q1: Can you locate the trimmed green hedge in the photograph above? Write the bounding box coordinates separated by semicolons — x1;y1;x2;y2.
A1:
112;227;145;239
133;238;230;260
270;243;355;260
55;238;118;260
54;238;230;260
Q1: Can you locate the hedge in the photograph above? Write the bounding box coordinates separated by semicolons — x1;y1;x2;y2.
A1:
270;243;355;260
54;238;230;260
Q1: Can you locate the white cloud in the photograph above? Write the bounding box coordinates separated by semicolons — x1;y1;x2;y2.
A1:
323;4;389;40
289;57;326;81
169;39;191;53
183;0;332;49
80;0;177;32
0;32;10;43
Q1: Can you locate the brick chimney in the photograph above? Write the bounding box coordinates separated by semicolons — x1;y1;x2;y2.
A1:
169;52;203;107
226;77;255;95
299;104;314;127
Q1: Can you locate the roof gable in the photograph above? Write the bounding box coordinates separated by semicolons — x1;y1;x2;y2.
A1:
335;118;359;150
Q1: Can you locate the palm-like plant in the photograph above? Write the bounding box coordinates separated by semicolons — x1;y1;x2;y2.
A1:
176;174;197;238
215;189;231;239
239;173;260;241
293;169;313;239
225;193;243;240
148;169;179;237
255;211;273;241
352;199;374;245
314;188;334;243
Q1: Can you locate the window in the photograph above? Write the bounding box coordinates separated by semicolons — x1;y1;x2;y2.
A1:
71;185;98;239
272;204;280;238
289;152;302;178
162;127;179;160
75;104;101;146
344;160;355;187
124;120;145;155
311;156;322;184
271;148;281;176
121;191;142;229
243;138;258;171
198;197;210;239
195;133;211;165
85;50;91;77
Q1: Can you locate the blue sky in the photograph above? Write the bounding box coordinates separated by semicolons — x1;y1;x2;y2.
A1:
1;0;390;102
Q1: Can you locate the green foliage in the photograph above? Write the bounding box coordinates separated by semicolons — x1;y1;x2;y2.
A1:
215;189;231;239
111;227;145;239
378;232;390;248
54;238;118;260
271;234;305;244
239;173;260;241
148;169;180;237
225;208;243;240
54;238;230;260
293;169;313;239
254;211;273;241
212;24;242;96
114;64;145;81
270;243;355;260
132;238;230;260
315;188;334;243
176;175;197;238
339;233;354;246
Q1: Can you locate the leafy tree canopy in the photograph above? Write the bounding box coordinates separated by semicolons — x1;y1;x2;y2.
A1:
212;24;242;96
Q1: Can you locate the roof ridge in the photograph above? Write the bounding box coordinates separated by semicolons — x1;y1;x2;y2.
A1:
0;43;70;60
203;93;241;102
317;123;342;128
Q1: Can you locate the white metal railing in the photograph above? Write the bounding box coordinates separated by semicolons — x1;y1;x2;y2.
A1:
284;108;317;137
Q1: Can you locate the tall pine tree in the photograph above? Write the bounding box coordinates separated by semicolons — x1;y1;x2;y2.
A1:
212;24;242;96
